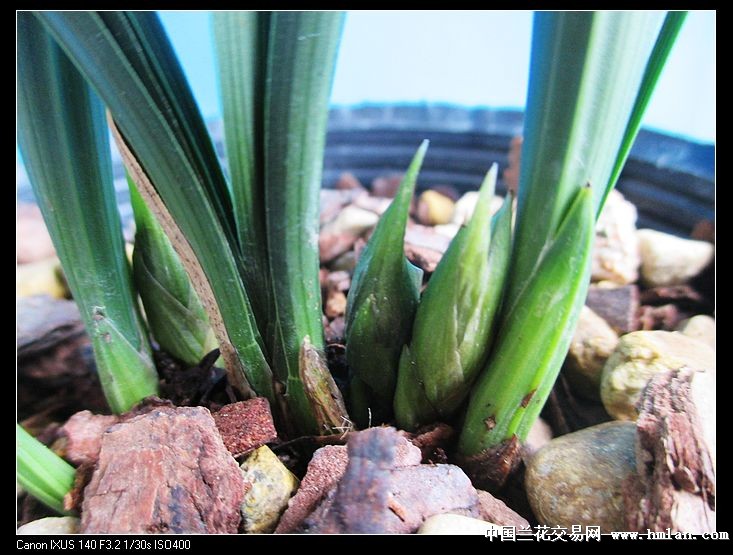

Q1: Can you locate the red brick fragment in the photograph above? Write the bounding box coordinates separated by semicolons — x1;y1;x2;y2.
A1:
212;398;277;457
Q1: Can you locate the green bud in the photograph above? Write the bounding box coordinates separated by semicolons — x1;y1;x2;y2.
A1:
345;141;428;427
394;165;512;430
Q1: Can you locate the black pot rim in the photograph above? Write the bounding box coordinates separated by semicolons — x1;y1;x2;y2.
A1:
320;104;714;236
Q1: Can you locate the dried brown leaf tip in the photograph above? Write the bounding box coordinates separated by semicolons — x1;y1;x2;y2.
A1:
299;336;350;434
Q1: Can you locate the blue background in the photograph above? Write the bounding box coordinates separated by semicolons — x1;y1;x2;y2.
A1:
160;10;715;143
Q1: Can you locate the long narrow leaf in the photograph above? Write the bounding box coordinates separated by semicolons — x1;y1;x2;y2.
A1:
212;12;271;327
345;141;427;427
457;12;676;460
263;12;346;434
17;13;158;413
506;12;666;312
17;424;75;515
599;11;687;215
37;12;275;404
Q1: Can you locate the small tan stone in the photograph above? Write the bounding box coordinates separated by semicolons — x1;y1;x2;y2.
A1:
17;517;80;535
322;205;379;237
433;223;460;239
564;306;619;400
352;194;392;215
416;190;455;225
600;331;715;421
592;190;640;285
325;290;347;319
418;513;502;535
526;421;636;532
240;446;299;534
676;315;715;350
17;258;67;299
637;229;714;287
320;189;363;226
451;191;504;226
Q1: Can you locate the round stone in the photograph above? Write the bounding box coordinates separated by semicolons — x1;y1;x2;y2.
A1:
525;421;636;532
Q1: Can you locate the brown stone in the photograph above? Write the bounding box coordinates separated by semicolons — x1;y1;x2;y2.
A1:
59;411;120;466
326;270;351;293
638;304;686;331
275;445;349;533
318;268;329;288
320;189;363;226
80;406;245;534
371;174;404;198
301;427;480;534
212;398;277;457
328;250;358;273
405;223;451;252
324;317;345;344
352;194;393;215
276;432;423;533
404;224;451;273
319;232;358;264
404;244;443;273
335;172;364;191
564;305;619;400
476;490;530;528
585;284;640;335
503;136;522;195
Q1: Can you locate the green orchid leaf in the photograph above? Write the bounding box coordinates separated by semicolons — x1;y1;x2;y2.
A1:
17;424;76;515
17;13;158;413
36;11;275;404
262;12;346;434
212;12;271;327
458;12;680;457
506;12;667;312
